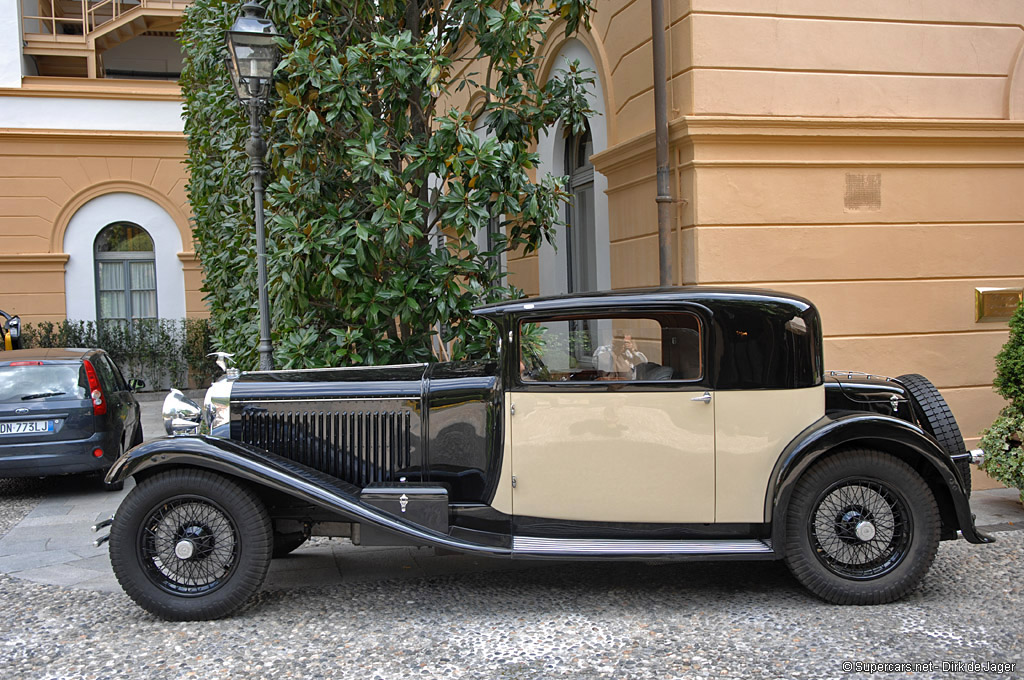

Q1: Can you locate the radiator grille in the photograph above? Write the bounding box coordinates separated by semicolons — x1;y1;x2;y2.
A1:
239;408;414;488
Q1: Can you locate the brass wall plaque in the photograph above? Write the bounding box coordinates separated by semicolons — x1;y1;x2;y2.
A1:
975;287;1023;322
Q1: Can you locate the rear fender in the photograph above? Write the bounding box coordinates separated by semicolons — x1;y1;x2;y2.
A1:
107;435;511;557
766;414;994;554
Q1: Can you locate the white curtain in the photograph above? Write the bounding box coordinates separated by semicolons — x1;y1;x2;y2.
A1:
129;261;157;319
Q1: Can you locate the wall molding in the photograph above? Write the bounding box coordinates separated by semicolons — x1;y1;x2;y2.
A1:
593;116;1024;175
177;251;201;269
0;253;70;270
0;127;185;143
0;77;182;102
49;180;191;254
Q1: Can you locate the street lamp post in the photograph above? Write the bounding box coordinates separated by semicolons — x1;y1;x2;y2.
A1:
226;1;280;371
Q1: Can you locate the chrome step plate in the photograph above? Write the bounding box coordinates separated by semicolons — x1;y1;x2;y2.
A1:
513;536;773;555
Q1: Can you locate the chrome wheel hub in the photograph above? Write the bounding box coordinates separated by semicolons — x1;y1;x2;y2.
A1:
855;520;876;542
174;539;196;560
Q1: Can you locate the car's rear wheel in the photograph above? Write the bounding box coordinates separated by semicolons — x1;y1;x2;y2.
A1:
897;373;971;496
783;449;940;605
109;469;273;620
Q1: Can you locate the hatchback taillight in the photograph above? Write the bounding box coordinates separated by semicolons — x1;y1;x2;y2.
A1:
82;360;107;415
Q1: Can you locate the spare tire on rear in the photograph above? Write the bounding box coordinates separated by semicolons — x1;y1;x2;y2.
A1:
897;373;970;496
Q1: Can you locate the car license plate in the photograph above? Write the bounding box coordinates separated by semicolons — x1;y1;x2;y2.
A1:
0;420;54;436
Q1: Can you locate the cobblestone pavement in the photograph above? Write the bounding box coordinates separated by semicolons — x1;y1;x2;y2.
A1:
0;476;1021;680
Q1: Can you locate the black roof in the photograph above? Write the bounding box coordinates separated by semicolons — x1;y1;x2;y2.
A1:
472;286;816;318
0;348;98;364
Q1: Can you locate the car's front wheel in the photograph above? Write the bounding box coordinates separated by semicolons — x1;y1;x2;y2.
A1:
109;469;273;620
783;449;939;604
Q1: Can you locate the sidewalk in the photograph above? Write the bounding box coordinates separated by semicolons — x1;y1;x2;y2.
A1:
0;397;1020;593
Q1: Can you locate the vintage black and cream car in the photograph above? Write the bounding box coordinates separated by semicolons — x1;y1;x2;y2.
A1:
98;288;991;620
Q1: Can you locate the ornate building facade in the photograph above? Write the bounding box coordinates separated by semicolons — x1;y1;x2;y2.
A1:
2;1;1023;465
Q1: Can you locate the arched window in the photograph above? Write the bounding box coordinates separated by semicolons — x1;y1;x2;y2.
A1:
94;222;157;323
565;121;596;293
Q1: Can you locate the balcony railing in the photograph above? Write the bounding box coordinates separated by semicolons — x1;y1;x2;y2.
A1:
23;0;190;42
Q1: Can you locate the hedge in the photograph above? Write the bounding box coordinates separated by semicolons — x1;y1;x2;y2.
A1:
21;318;217;390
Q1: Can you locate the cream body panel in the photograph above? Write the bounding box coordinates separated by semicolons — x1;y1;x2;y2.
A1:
714;386;824;523
510;390;715;523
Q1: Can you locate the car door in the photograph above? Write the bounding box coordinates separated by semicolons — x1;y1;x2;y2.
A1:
93;353;135;448
509;312;715;524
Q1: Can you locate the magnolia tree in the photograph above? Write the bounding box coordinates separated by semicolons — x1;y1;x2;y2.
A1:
181;0;595;369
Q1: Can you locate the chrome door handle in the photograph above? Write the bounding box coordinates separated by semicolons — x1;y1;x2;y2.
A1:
691;392;712;404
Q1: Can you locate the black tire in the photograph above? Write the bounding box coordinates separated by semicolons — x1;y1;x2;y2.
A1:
272;531;308;558
897;373;971;496
783;449;940;605
109;469;273;621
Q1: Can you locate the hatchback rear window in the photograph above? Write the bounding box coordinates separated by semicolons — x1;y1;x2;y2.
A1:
0;364;88;403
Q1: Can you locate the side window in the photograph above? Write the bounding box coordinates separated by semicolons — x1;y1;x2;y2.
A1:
519;313;702;383
91;354;119;393
102;355;129;392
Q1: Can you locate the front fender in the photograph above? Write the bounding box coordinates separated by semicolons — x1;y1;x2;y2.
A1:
766;414;994;552
107;435;512;557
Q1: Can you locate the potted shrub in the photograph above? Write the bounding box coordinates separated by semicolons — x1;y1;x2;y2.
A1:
980;300;1024;504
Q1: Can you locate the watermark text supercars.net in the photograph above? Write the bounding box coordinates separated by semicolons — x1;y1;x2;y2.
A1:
842;662;1017;674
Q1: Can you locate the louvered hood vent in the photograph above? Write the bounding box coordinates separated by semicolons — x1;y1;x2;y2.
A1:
239;401;419;488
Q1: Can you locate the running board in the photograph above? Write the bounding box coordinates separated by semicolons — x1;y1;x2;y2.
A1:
513;536;774;556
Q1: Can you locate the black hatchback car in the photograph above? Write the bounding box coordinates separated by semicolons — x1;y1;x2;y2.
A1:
0;348;142;489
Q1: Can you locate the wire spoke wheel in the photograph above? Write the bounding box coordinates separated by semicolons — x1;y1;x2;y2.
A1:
140;497;240;595
810;480;911;580
783;450;940;605
110;469;273;620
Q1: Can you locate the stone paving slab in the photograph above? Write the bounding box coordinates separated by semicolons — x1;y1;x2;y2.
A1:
971;487;1022;532
0;536;48;557
17;563;99;588
0;548;81;574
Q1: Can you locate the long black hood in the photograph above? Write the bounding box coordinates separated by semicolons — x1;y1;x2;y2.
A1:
228;361;503;503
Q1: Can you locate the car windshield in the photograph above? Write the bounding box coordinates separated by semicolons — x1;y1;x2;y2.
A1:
0;364;87;403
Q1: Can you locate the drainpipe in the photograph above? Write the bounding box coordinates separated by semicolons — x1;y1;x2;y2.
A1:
650;0;673;287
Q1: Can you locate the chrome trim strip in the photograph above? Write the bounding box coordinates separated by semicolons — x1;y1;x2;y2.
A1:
512;536;773;555
232;396;418;405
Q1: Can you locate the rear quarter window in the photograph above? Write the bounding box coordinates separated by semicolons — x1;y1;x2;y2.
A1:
0;364;88;403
